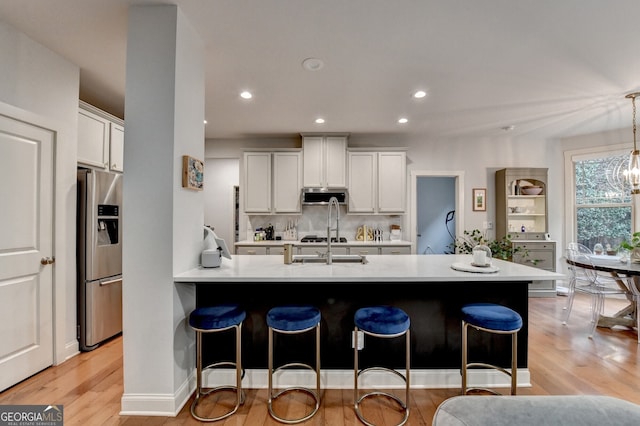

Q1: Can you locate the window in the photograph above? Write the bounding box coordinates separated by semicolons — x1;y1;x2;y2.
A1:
573;151;633;251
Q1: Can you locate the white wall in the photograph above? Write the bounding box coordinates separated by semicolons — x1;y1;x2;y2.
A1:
205;128;633;269
204;158;239;250
121;4;204;415
0;20;80;362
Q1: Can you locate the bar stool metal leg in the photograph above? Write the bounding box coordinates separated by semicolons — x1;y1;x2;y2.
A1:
353;306;410;426
267;306;321;424
189;305;245;422
461;303;522;396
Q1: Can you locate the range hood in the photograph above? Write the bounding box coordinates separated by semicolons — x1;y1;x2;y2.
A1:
301;188;348;205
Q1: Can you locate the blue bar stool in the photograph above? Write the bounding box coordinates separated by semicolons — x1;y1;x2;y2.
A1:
461;302;523;395
188;304;246;422
354;305;411;426
267;305;321;424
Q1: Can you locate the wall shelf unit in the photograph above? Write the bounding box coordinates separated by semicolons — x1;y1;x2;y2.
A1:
496;167;556;297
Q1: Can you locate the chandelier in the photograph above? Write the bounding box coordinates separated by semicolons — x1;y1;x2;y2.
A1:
627;92;640;194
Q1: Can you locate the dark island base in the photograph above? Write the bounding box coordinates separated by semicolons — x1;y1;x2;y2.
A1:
196;281;529;370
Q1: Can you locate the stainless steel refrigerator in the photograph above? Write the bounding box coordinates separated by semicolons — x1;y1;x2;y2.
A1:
77;168;123;351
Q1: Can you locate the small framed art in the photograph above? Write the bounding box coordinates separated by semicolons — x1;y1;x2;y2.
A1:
182;155;204;190
472;188;486;211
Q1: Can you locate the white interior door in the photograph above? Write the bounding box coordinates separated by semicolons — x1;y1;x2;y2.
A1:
0;113;54;392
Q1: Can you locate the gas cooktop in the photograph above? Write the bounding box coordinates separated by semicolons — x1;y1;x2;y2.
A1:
300;235;347;243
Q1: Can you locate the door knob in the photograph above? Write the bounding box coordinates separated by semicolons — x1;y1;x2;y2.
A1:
40;257;55;265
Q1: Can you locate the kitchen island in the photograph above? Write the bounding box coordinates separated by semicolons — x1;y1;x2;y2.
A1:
174;254;564;389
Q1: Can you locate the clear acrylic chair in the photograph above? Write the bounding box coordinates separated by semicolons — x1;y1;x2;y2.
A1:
563;242;631;338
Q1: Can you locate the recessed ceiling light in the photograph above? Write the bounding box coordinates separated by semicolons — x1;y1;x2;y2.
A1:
204;120;207;124
240;91;252;99
315;118;325;124
413;90;427;99
302;58;324;71
398;118;408;124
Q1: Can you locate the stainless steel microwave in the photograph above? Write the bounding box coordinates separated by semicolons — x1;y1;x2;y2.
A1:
301;188;348;205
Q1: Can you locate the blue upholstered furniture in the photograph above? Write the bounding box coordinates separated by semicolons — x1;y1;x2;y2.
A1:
267;305;321;424
461;303;522;395
188;304;246;422
354;306;411;426
432;395;640;426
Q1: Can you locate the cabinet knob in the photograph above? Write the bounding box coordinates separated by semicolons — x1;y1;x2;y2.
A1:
40;257;55;265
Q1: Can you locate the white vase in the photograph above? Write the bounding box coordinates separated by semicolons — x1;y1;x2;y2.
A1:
631;248;640;263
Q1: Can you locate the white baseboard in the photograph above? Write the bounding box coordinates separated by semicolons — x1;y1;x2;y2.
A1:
118;368;531;416
120;369;195;417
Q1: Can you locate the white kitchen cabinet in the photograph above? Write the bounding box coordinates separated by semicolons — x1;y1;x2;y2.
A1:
302;134;347;188
347;150;406;214
273;152;303;213
78;101;124;171
243;152;272;213
380;246;411;255
377;151;406;213
236;246;268;255
298;246;348;256
349;244;412;255
109;123;124;172
243;150;302;214
235;242;411;256
78;106;109;169
348;151;376;213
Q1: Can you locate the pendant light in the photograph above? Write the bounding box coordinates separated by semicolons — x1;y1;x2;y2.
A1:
626;92;640;195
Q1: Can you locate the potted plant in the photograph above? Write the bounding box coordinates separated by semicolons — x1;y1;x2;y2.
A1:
451;229;528;261
618;232;640;263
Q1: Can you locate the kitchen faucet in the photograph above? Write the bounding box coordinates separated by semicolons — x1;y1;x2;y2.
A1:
326;196;340;264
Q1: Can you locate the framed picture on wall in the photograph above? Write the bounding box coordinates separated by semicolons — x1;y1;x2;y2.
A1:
472;188;486;211
182;155;204;190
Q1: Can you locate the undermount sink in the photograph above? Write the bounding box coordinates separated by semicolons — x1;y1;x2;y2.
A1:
291;254;368;264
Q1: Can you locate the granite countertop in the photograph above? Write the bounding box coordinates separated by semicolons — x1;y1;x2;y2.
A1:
174;254;565;283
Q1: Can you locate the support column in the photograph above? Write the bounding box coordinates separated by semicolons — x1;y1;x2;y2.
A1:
121;4;204;415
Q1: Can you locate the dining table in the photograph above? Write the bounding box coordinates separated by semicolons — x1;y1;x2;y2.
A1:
566;254;640;335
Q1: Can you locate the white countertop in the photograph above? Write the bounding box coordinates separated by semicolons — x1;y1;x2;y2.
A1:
174;254;566;283
235;239;412;246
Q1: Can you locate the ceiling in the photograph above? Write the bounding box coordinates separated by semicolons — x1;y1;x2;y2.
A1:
1;0;640;141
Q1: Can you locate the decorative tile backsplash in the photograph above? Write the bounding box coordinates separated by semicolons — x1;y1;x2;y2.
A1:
246;205;403;241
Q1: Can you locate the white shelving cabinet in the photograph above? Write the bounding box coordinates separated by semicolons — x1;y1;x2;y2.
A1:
495;167;556;297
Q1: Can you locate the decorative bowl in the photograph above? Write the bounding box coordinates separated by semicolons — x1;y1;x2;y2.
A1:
521;186;543;195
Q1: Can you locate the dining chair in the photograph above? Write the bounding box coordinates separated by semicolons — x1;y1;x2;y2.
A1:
563;242;631;338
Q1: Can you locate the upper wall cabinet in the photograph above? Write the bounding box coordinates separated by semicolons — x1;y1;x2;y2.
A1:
78;101;124;172
348;150;406;214
243;150;302;214
301;134;347;188
109;123;124;172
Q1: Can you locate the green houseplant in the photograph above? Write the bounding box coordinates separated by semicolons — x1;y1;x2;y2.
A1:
618;231;640;263
451;229;527;261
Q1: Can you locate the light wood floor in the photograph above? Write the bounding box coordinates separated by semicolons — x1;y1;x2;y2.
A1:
1;292;639;425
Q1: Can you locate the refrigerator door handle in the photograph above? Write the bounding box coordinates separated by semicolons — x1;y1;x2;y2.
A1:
100;278;121;286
